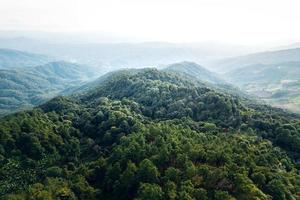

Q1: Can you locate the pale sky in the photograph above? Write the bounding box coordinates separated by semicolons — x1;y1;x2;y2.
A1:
0;0;299;45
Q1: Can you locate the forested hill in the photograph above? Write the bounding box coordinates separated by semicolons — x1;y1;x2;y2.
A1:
68;62;244;99
0;48;52;69
162;61;247;98
163;61;225;84
1;69;300;199
0;61;95;116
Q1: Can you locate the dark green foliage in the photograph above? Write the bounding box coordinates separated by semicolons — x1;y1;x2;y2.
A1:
83;69;244;126
1;69;300;199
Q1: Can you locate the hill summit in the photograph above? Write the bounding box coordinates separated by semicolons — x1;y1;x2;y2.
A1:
1;68;300;199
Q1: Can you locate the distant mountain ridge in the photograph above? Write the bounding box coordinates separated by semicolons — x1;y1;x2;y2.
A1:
0;48;52;69
162;61;250;99
66;61;249;104
209;47;300;73
0;61;96;116
67;62;226;95
0;37;258;72
225;61;300;112
163;61;225;84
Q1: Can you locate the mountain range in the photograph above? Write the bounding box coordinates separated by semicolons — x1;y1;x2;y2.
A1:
0;44;300;199
1;66;300;199
209;47;300;73
0;37;260;72
223;62;300;112
0;48;52;69
0;60;96;116
200;47;300;112
163;61;225;84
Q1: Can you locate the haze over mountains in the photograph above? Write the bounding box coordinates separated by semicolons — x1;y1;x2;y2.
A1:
163;61;225;85
225;62;300;112
0;56;97;116
208;47;300;73
0;48;52;69
207;48;300;112
0;36;260;73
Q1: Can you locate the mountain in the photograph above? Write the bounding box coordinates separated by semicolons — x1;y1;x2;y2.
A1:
1;68;300;199
0;48;52;69
207;47;300;112
225;62;300;112
162;61;252;99
63;68;144;95
0;61;96;116
209;48;300;73
163;61;225;84
68;62;245;98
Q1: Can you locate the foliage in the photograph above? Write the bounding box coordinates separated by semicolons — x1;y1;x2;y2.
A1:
1;69;300;199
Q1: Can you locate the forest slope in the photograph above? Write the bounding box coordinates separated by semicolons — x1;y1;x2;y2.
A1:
0;61;95;116
0;48;52;69
0;69;300;199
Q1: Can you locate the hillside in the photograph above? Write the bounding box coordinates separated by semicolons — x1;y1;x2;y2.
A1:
163;61;225;84
162;61;249;99
1;69;300;199
209;48;300;73
0;48;52;69
63;68;144;95
225;62;300;112
68;62;245;100
0;61;95;116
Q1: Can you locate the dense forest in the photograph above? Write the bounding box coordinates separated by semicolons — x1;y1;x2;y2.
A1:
1;69;300;199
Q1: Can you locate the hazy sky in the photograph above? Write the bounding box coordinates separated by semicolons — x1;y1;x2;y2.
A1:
0;0;299;45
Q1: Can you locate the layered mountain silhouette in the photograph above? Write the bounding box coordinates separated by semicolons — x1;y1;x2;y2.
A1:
0;61;95;115
0;48;52;69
